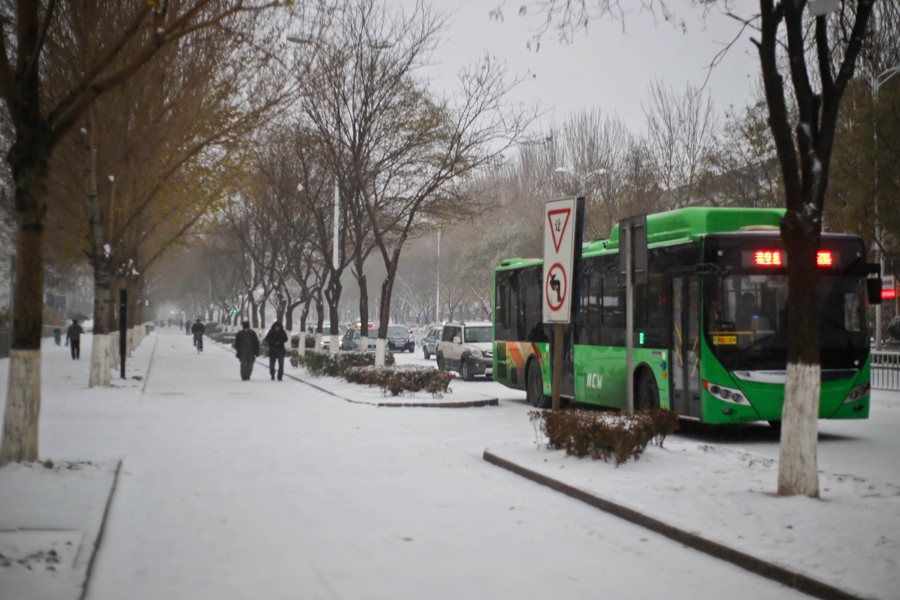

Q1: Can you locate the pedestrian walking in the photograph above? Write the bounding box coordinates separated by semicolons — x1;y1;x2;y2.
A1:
233;321;260;381
66;319;84;360
264;321;288;381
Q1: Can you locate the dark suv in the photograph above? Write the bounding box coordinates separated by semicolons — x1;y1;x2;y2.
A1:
386;325;415;353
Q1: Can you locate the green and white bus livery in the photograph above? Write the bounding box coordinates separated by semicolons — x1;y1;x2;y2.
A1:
492;207;877;425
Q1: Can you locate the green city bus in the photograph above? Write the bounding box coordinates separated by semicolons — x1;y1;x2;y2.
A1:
492;207;876;425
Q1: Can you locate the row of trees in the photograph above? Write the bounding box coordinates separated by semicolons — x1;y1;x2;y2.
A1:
167;0;535;354
0;0;331;464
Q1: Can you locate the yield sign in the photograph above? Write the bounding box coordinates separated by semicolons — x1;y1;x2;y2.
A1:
547;209;572;253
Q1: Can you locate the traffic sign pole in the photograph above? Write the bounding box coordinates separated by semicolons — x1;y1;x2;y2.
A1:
552;323;563;410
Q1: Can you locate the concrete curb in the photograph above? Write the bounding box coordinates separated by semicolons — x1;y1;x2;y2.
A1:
279;366;498;408
79;459;123;600
483;449;871;600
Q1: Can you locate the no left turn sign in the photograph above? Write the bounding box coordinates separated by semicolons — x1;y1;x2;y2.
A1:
543;197;580;323
545;262;567;311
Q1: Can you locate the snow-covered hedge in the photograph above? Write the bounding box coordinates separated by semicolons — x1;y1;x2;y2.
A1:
530;408;680;466
343;365;453;397
292;349;394;376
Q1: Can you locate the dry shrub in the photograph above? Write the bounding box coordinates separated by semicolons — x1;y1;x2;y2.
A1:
530;408;679;466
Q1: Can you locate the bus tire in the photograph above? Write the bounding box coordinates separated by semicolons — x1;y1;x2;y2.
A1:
527;360;552;409
636;368;660;411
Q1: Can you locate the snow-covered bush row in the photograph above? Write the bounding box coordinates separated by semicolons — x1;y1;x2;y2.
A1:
292;349;394;376
343;365;454;397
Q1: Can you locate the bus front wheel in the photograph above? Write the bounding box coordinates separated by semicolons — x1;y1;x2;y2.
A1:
527;361;552;409
636;368;660;411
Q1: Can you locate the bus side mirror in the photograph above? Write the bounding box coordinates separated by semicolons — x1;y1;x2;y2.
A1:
867;278;883;305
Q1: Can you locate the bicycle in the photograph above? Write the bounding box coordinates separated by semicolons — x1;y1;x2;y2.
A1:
193;333;203;353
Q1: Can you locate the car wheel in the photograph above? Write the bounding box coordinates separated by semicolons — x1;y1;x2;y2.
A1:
526;360;552;408
436;354;445;371
461;357;474;381
636;368;660;411
423;348;431;360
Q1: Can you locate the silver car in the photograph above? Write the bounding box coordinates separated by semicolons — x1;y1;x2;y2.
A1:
421;326;442;359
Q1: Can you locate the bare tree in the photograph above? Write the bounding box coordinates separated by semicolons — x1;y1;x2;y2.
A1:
300;0;537;364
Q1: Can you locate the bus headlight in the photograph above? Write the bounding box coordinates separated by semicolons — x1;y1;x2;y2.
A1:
842;382;870;404
703;380;748;405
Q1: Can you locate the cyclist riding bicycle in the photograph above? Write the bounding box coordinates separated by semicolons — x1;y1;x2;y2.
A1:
191;318;206;352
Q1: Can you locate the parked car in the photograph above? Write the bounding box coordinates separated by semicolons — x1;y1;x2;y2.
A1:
386;325;415;353
436;321;493;381
292;325;347;350
421;326;442;359
341;327;377;351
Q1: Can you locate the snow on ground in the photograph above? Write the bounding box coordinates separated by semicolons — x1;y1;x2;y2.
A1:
0;328;898;600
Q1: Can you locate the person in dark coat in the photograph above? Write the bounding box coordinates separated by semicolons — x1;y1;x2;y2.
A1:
191;319;206;352
264;321;288;381
233;321;260;381
66;319;84;360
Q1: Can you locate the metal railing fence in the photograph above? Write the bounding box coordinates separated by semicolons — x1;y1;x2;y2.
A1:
871;350;900;391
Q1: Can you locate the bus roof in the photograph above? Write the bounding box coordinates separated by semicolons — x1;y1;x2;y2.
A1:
601;207;785;250
497;207;786;269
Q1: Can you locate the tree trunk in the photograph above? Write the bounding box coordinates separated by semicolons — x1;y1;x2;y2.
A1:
1;185;48;462
778;218;822;497
325;274;342;355
84;112;115;388
375;261;399;368
315;295;325;351
0;109;52;464
357;270;370;351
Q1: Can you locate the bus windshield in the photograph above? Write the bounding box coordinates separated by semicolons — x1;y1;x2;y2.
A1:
703;235;869;372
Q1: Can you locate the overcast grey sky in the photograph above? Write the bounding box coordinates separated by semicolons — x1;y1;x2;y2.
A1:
419;0;762;133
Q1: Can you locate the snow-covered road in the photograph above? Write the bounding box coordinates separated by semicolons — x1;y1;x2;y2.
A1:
3;328;897;599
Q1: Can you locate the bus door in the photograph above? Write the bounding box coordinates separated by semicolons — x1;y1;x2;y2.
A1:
670;274;701;417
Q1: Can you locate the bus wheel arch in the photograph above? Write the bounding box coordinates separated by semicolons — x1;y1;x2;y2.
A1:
635;365;660;411
526;357;552;409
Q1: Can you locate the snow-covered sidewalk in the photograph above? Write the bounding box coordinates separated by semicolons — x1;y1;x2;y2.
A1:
1;328;898;600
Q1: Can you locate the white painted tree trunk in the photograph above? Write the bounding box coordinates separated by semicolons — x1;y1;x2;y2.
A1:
330;334;340;355
374;338;386;367
0;350;41;465
297;332;306;357
778;362;821;498
126;328;134;357
89;334;112;387
315;333;322;351
360;335;369;353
